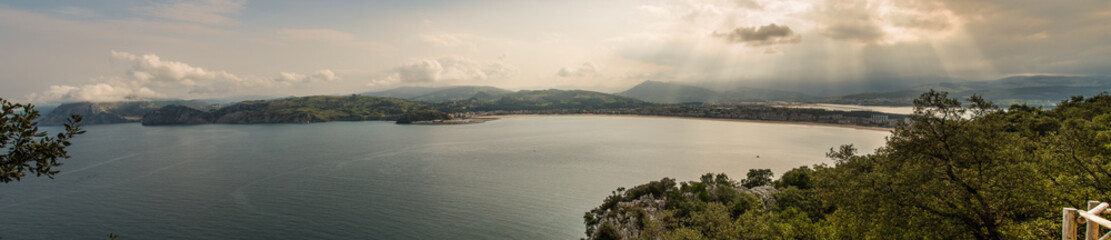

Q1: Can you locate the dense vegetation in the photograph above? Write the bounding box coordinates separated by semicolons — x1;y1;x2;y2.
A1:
201;95;429;124
395;109;452;124
1;98;85;183
410;86;512;102
585;90;1111;240
464;89;651;111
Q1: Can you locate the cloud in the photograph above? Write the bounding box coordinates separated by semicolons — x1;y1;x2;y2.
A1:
139;0;245;25
109;50;247;90
373;56;517;86
275;69;339;84
28;82;161;103
28;51;341;103
821;22;884;43
714;23;801;46
419;33;479;50
928;0;1111;75
734;0;764;10
557;63;601;78
277;28;391;51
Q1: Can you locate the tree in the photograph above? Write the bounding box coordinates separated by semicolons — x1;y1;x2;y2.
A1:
775;166;814;189
741;169;772;188
1;98;85;183
817;90;1049;240
1032;93;1111;207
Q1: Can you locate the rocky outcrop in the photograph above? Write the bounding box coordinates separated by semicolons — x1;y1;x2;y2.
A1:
588;194;668;240
586;184;780;240
747;186;779;209
141;105;214;125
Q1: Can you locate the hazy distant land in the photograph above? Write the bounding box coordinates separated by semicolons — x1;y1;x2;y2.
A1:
36;75;1107;129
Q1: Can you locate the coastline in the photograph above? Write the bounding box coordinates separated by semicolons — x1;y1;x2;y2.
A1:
486;114;894;132
407;117;499;125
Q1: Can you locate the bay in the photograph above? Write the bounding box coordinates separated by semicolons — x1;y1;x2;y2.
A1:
0;116;888;239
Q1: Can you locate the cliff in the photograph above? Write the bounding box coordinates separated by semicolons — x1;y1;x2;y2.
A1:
141;105;214;125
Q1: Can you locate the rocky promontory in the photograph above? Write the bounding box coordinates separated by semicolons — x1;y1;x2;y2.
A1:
140;95;428;125
395;110;452;124
141;105;214;125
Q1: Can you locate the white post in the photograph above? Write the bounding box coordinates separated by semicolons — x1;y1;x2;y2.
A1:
1066;208;1079;240
1089;201;1102;240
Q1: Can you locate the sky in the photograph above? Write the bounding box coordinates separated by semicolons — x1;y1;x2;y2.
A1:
0;0;1108;104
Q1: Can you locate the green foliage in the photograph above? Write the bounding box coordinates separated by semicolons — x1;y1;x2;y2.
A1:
0;98;85;183
585;172;822;240
395;110;452;123
466;89;651;111
741;169;772;188
585;91;1111;240
594;221;621;240
209;95;431;123
774;166;813;189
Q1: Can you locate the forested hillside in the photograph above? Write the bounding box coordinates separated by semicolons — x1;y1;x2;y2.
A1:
585;90;1111;240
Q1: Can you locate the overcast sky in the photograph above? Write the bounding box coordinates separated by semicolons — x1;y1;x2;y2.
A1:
1;0;1108;103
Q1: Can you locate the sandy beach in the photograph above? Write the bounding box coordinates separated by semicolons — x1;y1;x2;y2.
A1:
485;114;894;132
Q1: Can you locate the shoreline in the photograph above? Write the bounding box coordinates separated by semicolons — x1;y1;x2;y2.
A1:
485;114;894;132
408;118;499;125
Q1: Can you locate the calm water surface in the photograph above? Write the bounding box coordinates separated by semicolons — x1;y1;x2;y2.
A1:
0;116;888;239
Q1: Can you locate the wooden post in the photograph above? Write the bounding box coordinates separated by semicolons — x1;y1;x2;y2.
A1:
1089;201;1102;240
1067;208;1079;240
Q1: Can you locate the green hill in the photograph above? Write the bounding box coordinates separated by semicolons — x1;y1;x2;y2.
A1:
210;95;429;123
411;86;512;102
619;81;810;103
360;86;447;99
143;95;432;125
619;81;717;103
469;89;652;111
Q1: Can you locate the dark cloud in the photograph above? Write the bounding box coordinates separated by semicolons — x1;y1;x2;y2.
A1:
930;0;1111;76
821;22;884;43
714;23;801;46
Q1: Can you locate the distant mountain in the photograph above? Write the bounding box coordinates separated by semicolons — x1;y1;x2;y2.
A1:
143;90;650;125
363;86;513;102
40;100;216;125
196;95;285;105
718;87;810;102
468;89;651;111
411;86;512;102
619;81;717;103
619;81;809;103
832;75;1111;106
361;86;448;99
